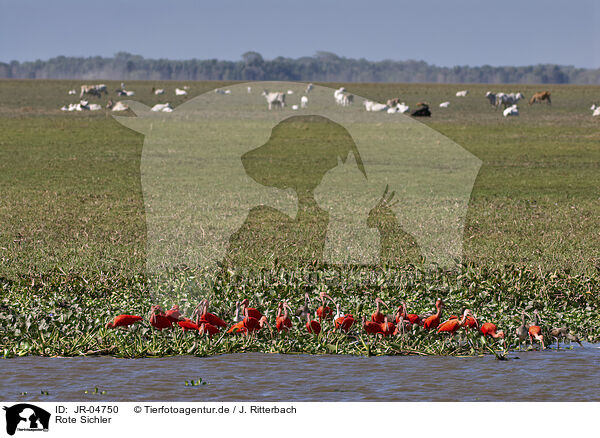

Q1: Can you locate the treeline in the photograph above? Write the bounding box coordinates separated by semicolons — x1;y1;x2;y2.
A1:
1;51;599;84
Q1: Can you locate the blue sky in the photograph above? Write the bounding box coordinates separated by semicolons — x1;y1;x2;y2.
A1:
1;0;598;67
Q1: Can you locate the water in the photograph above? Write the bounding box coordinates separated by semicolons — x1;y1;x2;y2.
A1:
1;345;599;401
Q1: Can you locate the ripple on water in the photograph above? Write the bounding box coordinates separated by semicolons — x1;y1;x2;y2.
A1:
1;346;599;402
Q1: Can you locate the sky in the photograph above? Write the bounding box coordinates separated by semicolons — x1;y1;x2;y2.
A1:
1;0;598;68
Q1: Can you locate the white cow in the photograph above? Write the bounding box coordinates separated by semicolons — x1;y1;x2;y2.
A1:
363;100;388;112
485;91;497;106
497;92;524;109
396;102;410;113
503;104;519;117
334;87;353;106
262;90;286;110
80;84;107;98
456;90;468;97
151;103;173;112
111;101;129;111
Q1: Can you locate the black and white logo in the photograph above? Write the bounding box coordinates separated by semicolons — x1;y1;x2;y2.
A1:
3;404;50;436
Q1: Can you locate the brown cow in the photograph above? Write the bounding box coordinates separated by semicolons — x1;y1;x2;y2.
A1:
529;91;551;105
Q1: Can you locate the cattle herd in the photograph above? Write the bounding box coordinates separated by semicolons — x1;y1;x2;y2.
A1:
60;82;598;118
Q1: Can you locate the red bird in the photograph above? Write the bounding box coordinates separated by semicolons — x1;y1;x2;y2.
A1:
316;292;335;323
241;299;264;320
198;321;220;337
165;305;183;323
398;302;421;326
423;299;444;330
370;297;389;324
463;313;479;332
437;309;471;336
194;299;227;328
276;302;293;332
380;317;396;337
528;310;545;349
363;316;384;335
306;312;321;335
106;314;143;329
333;303;355;333
149;305;173;330
227;320;247;334
480;322;505;339
178;319;199;331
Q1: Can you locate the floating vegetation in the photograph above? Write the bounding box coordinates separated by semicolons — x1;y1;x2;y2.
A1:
0;265;598;358
185;378;208;386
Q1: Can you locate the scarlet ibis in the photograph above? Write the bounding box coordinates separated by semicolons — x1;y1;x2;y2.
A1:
241;299;263;320
316;292;335;323
393;314;411;335
463;312;479;332
165;305;183;323
370;298;389;324
423;299;444;330
516;310;530;350
276;301;293;332
194;299;227;328
362;316;383;335
379;316;396;337
306;311;321;335
480;322;504;339
399;302;421;326
528;310;545;349
437;309;471;336
295;292;311;322
106;314;143;329
198;321;220;337
227;320;247;334
149;305;173;330
178;319;199;331
334;303;355;333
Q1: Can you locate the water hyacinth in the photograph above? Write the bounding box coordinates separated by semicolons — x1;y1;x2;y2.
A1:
0;264;598;358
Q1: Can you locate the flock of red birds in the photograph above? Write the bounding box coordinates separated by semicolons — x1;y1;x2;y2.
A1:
105;292;567;349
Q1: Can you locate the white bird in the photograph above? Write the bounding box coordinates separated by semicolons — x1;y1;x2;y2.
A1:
292;104;299;110
387;106;398;114
154;88;165;95
593;107;600;117
247;86;252;93
215;88;225;94
301;96;308;108
456;90;468;97
183;85;190;90
87;103;102;111
67;89;76;95
439;101;450;108
224;89;231;94
287;90;294;95
503;104;519;117
175;88;188;96
125;90;135;96
305;83;313;94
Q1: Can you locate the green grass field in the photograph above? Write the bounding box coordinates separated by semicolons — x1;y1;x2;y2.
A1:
0;79;598;357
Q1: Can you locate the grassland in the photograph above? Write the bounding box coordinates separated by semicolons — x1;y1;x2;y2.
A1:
0;79;599;357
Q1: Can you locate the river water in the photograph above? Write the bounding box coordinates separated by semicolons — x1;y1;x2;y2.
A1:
1;345;598;402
